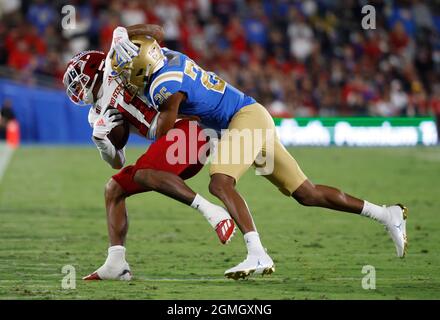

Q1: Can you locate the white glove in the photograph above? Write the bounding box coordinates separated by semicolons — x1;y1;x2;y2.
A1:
93;108;123;140
112;27;139;66
92;135;126;169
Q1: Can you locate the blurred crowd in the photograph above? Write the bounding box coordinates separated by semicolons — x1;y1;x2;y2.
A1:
1;0;440;118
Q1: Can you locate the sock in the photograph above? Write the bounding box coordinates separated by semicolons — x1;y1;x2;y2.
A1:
103;245;126;268
244;231;266;256
96;245;128;279
191;194;229;228
361;201;387;223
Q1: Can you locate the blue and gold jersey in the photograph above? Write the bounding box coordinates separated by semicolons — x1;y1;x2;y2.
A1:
144;48;255;132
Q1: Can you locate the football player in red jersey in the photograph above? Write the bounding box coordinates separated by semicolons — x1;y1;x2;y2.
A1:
63;25;235;280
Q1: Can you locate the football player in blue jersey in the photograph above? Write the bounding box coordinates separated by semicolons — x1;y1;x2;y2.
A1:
113;25;408;280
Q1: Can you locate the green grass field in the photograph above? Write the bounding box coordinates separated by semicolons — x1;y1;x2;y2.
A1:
0;146;439;300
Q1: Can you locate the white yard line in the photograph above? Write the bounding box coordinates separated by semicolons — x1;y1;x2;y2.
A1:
0;143;14;183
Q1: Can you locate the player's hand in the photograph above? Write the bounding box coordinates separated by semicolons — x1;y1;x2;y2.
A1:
93;108;123;140
112;27;139;66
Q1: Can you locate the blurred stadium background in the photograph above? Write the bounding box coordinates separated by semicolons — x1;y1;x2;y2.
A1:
0;0;439;145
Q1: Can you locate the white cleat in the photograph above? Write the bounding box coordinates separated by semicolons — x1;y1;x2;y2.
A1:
383;204;408;258
224;253;275;280
83;262;132;281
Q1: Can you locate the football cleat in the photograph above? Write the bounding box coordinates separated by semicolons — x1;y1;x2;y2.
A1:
215;219;236;244
224;253;275;280
383;204;408;258
83;272;102;280
83;262;132;281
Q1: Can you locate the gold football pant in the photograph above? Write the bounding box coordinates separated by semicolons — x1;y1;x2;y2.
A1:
209;103;307;196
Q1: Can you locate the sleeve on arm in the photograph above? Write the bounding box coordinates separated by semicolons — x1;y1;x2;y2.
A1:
92;136;126;169
148;71;184;108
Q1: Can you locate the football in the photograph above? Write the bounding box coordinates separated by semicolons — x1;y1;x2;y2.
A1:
107;115;130;150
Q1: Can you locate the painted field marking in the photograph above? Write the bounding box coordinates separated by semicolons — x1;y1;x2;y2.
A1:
0;143;14;183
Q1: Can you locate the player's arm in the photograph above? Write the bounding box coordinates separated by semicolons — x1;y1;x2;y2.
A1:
92;136;126;170
126;24;165;43
90;108;126;169
155;92;186;139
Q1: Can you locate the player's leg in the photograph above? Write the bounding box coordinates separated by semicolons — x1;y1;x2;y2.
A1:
104;177;136;246
84;157;236;281
209;104;275;279
83;166;147;280
86;167;205;280
209;173;275;279
209;174;256;234
133;120;236;243
292;180;363;213
265;136;408;257
133;168;195;205
292;180;407;257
